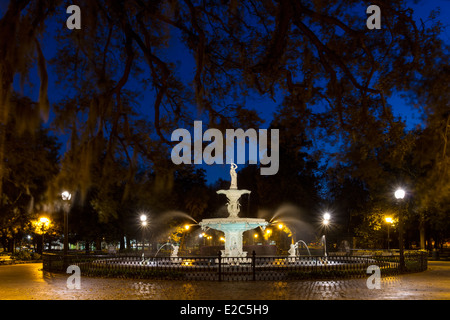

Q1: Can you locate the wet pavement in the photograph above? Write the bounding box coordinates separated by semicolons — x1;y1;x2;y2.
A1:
0;261;449;300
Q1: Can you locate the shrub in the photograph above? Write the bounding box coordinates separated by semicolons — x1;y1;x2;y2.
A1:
13;251;31;261
31;252;42;260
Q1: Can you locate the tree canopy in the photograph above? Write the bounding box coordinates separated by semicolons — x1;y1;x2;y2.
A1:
0;0;448;251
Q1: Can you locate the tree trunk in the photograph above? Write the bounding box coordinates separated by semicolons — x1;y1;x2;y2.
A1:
126;235;131;250
419;214;426;250
119;235;125;251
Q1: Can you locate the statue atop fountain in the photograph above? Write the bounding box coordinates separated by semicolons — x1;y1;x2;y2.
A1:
230;163;238;189
199;163;268;259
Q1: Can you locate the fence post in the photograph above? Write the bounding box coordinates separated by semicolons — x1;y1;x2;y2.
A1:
218;251;222;282
252;251;256;281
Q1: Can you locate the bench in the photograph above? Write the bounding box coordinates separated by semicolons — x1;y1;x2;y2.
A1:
0;256;14;265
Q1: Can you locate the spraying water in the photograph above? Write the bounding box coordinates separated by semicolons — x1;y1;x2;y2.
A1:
269;204;302;223
295;240;312;256
160;210;198;224
154;242;173;257
321;235;327;257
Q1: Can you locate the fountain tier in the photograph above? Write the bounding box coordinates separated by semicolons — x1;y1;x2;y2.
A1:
199;217;268;257
216;189;250;218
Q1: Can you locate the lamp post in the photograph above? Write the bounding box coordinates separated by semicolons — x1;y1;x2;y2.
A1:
277;223;284;251
140;214;147;251
322;213;331;255
385;217;393;251
182;224;190;252
265;228;272;245
39;217;50;254
61;191;71;269
394;188;406;272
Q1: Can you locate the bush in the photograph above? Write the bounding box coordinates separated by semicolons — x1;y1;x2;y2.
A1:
31;252;42;260
13;251;31;261
12;251;42;261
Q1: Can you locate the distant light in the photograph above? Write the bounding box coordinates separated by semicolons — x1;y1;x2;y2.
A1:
395;189;405;199
184;225;190;230
385;217;393;223
220;237;225;242
278;223;284;229
323;219;329;226
323;213;331;221
266;229;272;234
141;221;147;227
140;214;147;222
199;234;203;238
61;191;71;201
39;217;49;224
254;234;258;238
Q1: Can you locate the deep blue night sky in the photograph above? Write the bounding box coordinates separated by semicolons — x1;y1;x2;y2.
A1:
6;0;450;184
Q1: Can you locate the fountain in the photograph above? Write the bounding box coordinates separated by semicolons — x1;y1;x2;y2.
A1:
321;235;327;257
199;163;268;259
288;240;312;257
154;242;173;257
141;242;180;266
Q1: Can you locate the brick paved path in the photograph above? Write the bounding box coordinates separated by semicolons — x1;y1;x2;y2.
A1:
0;261;449;300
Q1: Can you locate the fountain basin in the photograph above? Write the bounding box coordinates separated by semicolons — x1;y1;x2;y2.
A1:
199;218;268;258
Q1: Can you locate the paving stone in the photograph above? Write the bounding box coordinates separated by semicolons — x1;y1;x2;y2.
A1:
0;261;449;300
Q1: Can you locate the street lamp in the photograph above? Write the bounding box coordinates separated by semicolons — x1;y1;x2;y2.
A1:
182;224;191;252
394;189;405;200
322;212;331;226
277;223;284;250
39;217;50;253
394;188;406;272
61;190;71;269
62;191;71;201
322;212;331;228
140;214;148;251
385;217;393;250
322;213;331;256
265;228;272;244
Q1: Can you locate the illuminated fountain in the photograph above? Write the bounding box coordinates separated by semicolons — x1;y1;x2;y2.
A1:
199;163;268;260
85;165;375;279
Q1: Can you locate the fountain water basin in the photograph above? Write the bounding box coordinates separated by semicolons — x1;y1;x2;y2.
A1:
199;217;268;259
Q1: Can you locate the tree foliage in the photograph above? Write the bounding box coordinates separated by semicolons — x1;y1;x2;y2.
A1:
0;1;449;250
0;103;60;251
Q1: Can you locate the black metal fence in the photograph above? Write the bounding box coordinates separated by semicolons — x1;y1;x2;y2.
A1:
43;251;427;281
